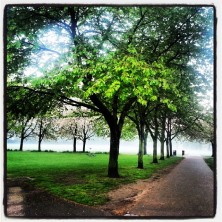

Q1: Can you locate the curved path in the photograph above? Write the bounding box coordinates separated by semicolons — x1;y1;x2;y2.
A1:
119;156;215;217
6;180;111;218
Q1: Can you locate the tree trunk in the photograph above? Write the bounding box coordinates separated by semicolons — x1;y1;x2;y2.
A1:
160;116;166;160
73;127;77;152
168;118;173;156
19;127;25;151
137;118;145;169
19;134;24;151
166;137;170;158
89;93;135;178
169;137;173;156
153;136;158;163
73;137;77;152
108;128;120;178
152;106;158;163
160;138;165;160
38;138;42;152
38;119;43;152
137;128;144;169
144;130;148;155
82;139;86;153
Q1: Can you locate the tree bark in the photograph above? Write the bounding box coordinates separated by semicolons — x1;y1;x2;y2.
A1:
160;116;166;160
168;118;173;156
137;126;144;169
73;127;77;152
152;106;159;163
169;136;173;156
38;138;42;152
19;132;24;151
73;137;77;152
108;128;120;178
82;138;86;153
38;119;43;152
153;136;158;163
160;139;165;160
166;137;170;158
144;130;148;155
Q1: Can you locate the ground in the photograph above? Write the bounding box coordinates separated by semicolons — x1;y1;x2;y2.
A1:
5;156;215;218
98;163;176;216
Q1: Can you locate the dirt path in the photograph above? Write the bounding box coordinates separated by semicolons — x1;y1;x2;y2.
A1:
99;156;215;217
6;156;215;218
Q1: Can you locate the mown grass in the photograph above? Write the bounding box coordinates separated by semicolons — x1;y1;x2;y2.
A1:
204;157;214;171
7;151;182;206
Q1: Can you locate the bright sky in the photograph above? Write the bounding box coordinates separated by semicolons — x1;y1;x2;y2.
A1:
24;28;71;77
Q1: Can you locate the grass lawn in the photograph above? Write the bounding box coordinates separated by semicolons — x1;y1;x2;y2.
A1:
204;157;214;171
7;151;182;206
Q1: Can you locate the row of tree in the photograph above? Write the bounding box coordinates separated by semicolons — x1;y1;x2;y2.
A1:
7;109;95;153
6;5;214;177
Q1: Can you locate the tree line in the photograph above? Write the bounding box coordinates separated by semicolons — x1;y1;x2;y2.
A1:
6;5;214;177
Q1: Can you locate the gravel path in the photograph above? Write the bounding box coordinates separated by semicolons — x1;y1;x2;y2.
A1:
125;156;215;217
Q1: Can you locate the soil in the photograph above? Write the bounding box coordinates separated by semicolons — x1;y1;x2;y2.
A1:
98;161;179;216
5;156;215;218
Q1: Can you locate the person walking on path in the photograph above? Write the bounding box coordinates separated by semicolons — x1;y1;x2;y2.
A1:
127;156;215;217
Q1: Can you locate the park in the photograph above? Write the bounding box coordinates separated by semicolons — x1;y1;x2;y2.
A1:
5;5;215;218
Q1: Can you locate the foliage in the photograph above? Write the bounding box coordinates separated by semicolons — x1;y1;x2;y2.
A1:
58;117;79;140
77;117;95;142
58;115;94;145
178;108;214;145
12;117;36;140
7;151;182;205
33;116;58;152
93;115;137;140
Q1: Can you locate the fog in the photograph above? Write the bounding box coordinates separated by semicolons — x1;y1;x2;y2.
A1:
7;136;212;157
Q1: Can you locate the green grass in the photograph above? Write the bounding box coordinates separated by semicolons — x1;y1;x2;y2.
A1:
7;151;182;206
204;157;214;171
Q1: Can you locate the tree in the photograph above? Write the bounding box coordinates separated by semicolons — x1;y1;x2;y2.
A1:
128;103;147;169
34;116;57;152
128;102;155;168
77;117;95;152
159;110;167;160
59;118;79;152
178;109;214;157
14;117;36;151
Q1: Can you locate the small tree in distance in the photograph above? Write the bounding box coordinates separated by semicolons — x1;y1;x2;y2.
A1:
77;117;95;153
58;114;95;153
34;116;57;152
16;117;36;151
59;118;79;152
